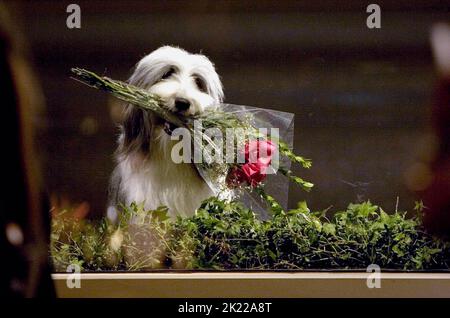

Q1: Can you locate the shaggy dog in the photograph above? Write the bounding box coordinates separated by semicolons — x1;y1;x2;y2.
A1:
108;46;224;218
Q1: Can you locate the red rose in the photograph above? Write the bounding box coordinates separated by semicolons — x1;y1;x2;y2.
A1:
227;140;276;187
245;140;276;166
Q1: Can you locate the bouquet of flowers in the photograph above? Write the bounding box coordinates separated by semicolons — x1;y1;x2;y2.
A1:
71;68;313;216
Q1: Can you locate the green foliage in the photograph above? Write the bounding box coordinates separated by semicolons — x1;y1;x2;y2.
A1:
51;198;450;272
51;214;121;271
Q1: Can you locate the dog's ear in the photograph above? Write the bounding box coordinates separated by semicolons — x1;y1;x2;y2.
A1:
119;104;153;155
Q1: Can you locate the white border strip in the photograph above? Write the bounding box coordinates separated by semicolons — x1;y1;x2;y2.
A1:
52;272;450;280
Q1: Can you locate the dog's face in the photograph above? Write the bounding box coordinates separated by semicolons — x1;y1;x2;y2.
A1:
119;46;223;156
130;46;223;116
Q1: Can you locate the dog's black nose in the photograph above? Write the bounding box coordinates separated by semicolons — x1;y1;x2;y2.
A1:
174;98;191;112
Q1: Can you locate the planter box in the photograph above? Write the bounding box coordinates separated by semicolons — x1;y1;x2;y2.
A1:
52;272;450;298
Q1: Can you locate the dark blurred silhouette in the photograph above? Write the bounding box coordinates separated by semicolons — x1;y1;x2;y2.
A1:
419;24;450;237
0;4;54;297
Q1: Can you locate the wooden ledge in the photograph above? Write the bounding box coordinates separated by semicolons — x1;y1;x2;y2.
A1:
52;272;450;298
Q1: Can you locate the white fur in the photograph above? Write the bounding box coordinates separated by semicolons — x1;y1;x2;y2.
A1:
110;46;224;218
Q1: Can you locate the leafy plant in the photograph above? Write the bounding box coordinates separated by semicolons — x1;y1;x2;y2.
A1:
50;198;450;271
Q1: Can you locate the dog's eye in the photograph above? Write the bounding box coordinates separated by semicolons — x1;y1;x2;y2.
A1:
161;68;175;80
194;76;207;93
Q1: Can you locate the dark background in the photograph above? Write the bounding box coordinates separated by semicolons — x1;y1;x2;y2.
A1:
8;0;450;217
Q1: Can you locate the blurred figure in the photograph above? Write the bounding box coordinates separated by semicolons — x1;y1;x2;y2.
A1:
0;4;54;297
417;24;450;237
